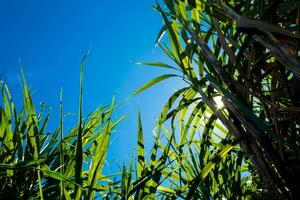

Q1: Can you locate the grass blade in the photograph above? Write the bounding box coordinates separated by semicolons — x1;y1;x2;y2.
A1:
131;74;177;97
75;54;88;199
137;109;145;179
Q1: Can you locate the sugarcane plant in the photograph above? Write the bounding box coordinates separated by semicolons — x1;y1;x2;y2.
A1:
0;57;125;199
117;100;258;199
1;0;300;199
134;0;300;199
118;97;259;199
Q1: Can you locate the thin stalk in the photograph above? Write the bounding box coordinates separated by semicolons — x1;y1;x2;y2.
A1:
59;88;64;200
37;170;44;200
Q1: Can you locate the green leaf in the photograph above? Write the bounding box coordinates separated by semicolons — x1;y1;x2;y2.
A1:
75;53;88;199
137;110;145;179
136;61;178;70
131;74;177;96
186;143;235;199
154;24;167;46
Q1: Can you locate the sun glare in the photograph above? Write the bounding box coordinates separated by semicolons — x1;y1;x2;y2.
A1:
214;96;224;109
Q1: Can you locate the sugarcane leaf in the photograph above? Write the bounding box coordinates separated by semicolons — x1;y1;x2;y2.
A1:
131;74;178;97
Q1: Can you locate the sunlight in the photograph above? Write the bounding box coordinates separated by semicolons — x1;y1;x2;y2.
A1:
214;96;224;109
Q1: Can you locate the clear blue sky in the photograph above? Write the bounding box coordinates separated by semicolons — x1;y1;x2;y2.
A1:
0;0;181;172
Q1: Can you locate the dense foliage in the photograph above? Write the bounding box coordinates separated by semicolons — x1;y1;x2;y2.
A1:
0;60;125;199
0;0;299;199
134;0;300;199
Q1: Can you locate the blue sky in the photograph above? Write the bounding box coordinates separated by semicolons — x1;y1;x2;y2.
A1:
0;0;181;172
